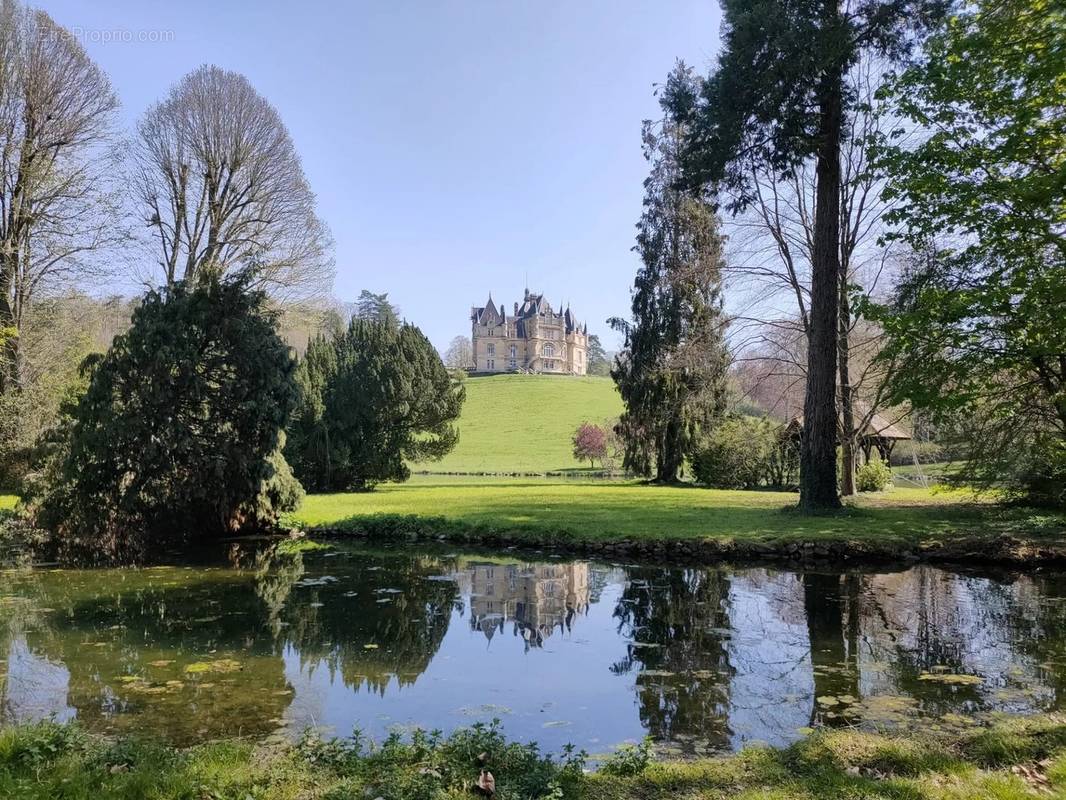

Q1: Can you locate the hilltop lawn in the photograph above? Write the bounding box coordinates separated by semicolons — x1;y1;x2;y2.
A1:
412;374;622;473
291;477;1065;550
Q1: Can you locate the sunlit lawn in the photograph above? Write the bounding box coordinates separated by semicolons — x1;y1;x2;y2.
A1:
410;374;623;473
291;476;1059;545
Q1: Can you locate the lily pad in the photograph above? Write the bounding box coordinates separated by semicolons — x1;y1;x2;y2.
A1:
184;658;243;674
918;672;982;686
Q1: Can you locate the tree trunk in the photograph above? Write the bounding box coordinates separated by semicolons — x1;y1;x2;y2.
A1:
0;251;19;394
799;60;844;512
656;415;683;483
839;278;856;496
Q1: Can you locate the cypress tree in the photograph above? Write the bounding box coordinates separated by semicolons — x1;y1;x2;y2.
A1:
610;64;730;483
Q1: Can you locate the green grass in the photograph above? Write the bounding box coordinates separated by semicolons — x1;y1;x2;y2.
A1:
413;374;623;473
3;714;1065;799
0;494;16;511
290;477;1065;550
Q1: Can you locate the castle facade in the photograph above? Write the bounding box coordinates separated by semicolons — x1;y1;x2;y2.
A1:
470;289;588;375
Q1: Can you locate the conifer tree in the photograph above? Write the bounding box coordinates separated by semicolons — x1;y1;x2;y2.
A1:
611;65;730;483
34;272;302;562
287;317;464;490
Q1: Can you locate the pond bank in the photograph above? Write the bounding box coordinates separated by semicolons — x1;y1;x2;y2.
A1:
3;714;1065;799
305;513;1066;567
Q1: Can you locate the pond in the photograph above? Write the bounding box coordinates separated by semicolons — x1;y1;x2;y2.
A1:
2;542;1066;757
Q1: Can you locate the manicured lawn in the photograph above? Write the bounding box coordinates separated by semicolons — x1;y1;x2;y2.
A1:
411;373;623;473
3;714;1065;800
291;477;1062;547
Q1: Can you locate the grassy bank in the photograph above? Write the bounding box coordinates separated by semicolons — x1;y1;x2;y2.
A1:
411;374;623;473
290;478;1066;562
2;714;1065;799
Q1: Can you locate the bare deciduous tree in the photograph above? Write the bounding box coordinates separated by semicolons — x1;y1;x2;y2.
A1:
0;0;122;393
442;335;473;370
725;64;901;494
133;65;334;300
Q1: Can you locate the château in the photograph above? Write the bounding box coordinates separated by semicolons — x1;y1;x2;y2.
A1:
470;289;588;374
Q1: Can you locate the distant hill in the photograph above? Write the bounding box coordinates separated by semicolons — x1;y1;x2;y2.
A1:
413;374;623;474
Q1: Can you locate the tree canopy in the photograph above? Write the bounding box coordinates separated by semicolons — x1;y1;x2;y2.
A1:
353;290;401;328
870;0;1065;506
286;317;465;490
586;334;612;377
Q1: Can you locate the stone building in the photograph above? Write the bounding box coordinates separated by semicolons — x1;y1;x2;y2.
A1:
470;289;588;374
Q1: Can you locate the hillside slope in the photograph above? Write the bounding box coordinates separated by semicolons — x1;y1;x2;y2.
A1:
414;374;622;473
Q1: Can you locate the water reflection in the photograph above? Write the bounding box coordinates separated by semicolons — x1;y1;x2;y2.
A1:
459;562;591;649
2;546;1066;754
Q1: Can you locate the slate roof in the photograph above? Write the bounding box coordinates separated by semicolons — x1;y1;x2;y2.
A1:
472;289;587;336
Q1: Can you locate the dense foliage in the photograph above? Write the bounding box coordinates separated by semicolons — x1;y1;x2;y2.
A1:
32;274;301;562
585;334;611;376
287;317;465;490
690;416;798;490
856;458;893;493
872;0;1065;507
353;289;401;327
611;65;730;484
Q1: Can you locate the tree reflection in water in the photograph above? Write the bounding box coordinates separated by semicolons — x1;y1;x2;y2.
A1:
611;567;733;751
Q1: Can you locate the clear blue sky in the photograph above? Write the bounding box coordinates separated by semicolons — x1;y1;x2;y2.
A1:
39;0;722;350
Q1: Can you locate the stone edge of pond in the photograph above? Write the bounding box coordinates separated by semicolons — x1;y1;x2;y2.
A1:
301;517;1066;567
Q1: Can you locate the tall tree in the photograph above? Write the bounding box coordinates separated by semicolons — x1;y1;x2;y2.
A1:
611;65;730;483
286;317;465;490
585;333;611;377
871;0;1065;506
442;335;473;370
726;65;901;495
0;0;122;394
670;0;946;510
133;65;334;299
353;289;400;327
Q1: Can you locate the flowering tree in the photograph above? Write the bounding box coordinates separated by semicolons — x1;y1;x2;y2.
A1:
572;422;608;468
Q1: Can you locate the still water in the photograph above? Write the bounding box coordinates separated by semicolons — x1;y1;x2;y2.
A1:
2;542;1065;756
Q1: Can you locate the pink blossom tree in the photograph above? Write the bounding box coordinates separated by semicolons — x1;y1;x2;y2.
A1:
572;422;608;468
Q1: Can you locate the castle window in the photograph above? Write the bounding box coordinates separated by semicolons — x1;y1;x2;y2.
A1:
487;343;495;355
509;344;516;358
543;343;555;357
487;359;495;369
509;359;516;369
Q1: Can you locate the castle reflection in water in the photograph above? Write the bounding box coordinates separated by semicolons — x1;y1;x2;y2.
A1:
452;562;591;648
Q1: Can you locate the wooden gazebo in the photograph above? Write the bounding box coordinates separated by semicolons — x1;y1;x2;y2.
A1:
785;406;911;465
